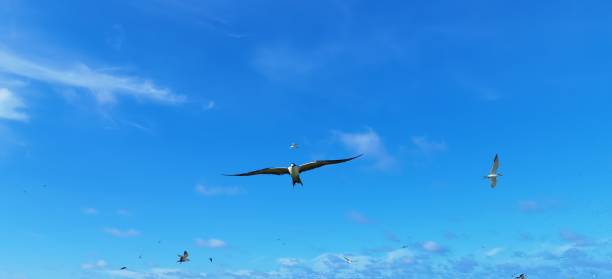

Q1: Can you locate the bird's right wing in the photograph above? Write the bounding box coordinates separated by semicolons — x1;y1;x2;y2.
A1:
490;177;497;188
224;167;289;176
490;154;499;174
299;154;362;173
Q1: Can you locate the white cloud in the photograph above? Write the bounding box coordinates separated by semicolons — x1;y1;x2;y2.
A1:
81;259;107;270
0;49;185;104
335;128;393;168
484;247;504;257
82;207;98;215
422;241;446;253
204;100;215;110
346;210;371;225
277;258;300;267
195;184;245;197
195;238;226;248
385;248;413;264
411;136;447;155
0;88;27;121
104;228;140;238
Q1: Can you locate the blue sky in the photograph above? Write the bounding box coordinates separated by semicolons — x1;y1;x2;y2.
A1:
1;0;612;278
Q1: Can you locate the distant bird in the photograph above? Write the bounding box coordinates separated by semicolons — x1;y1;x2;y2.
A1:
209;257;213;263
484;154;502;188
290;143;299;150
401;245;408;249
343;256;352;264
120;267;127;270
224;155;362;186
515;274;526;279
177;250;189;263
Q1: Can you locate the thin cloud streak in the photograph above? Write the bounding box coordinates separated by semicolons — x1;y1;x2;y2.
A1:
0;49;185;104
103;228;140;238
0;88;27;121
195;184;245;197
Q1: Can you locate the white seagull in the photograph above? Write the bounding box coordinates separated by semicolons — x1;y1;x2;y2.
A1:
484;154;502;188
224;154;362;186
290;143;299;150
343;256;352;264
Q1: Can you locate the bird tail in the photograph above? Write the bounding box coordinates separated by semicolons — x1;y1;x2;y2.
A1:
292;176;303;186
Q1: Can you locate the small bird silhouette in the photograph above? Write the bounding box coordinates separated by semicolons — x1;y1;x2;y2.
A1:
120;267;127;270
290;143;298;150
209;257;213;263
343;256;352;264
177;250;189;263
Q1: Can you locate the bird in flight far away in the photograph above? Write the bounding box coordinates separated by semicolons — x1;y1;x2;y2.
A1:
290;143;298;150
343;256;353;264
120;267;127;270
515;274;526;279
224;154;362;186
484;154;502;188
177;251;189;263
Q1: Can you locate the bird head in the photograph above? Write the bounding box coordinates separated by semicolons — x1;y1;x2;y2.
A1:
290;163;296;167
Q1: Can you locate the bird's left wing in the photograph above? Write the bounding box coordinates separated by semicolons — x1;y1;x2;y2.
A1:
490;154;499;174
224;167;289;176
299;154;362;173
490;177;497;188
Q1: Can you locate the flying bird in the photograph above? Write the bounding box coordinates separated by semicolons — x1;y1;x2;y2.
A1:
209;257;213;263
120;267;127;270
484;154;502;188
515;274;526;279
343;256;352;264
177;250;189;263
290;143;299;150
224;154;362;186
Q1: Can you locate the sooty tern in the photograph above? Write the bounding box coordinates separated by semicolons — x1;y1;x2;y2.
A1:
224;155;362;186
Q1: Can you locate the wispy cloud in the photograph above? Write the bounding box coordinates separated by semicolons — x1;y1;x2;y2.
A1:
81;259;107;270
346;211;371;225
411;136;447;155
204;100;215;110
0;49;185;104
421;241;448;254
484;247;504;257
93;244;612;278
518;199;562;214
277;258;301;267
116;209;131;216
103;228;140;238
81;207;98;215
195;184;245;197
195;238;226;248
0;88;27;121
518;200;542;213
335;128;393;168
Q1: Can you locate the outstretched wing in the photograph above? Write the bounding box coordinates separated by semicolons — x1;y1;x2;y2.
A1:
490;154;499;174
224;167;289;176
299;154;362;173
490;177;497;188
